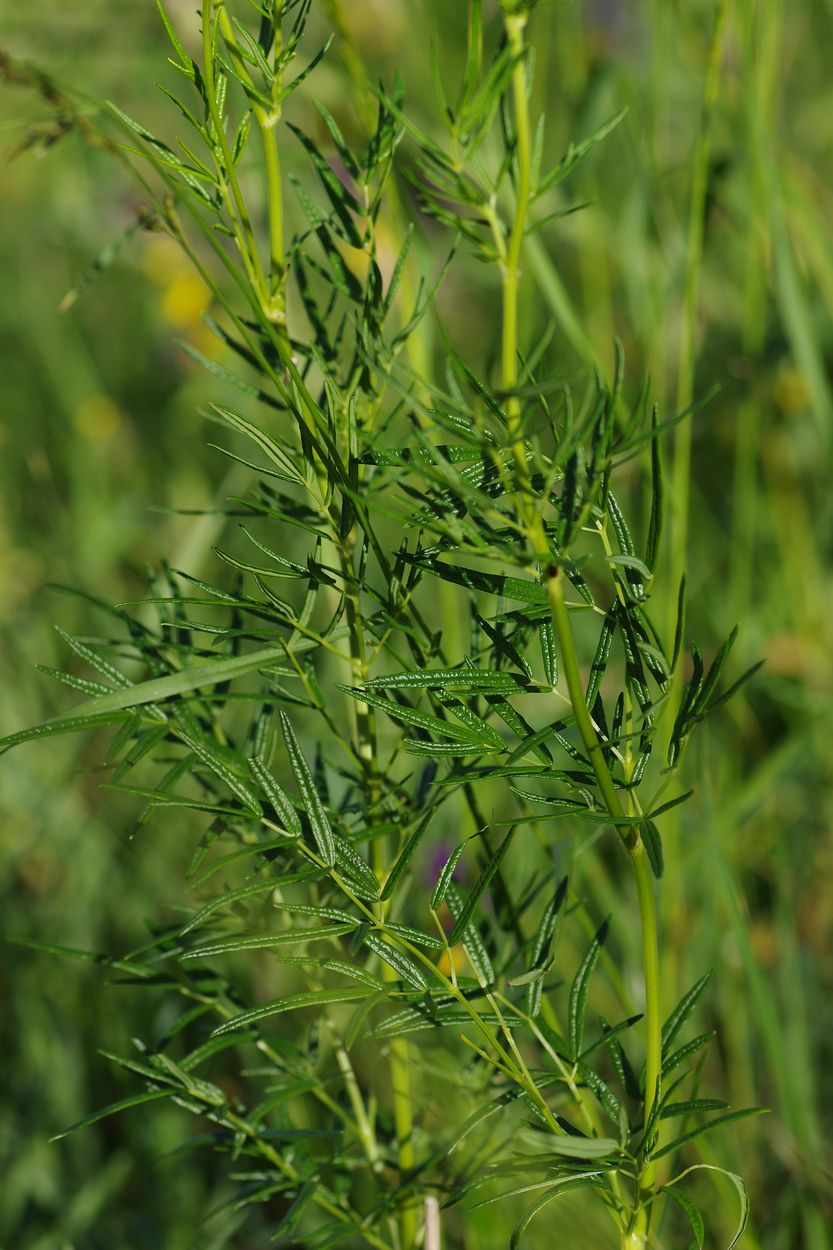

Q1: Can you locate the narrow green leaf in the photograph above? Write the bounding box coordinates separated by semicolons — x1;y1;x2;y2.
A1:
364;669;526;693
384;923;442;950
403;738;496;758
448;829;516;946
333;835;380;901
662;1184;705;1248
607;553;653;582
179;869;324;936
280;712;335;866
536;109;626;198
651;1107;768;1161
641;819;664;879
672;575;686;674
381;811;433;901
248;756;302;836
50;1090;172;1141
585;607;616;709
569;920;608;1058
448;1089;519;1156
178;731;262;814
156;0;191;71
183;924;356;959
662;971;713;1054
694;628;739;716
665;1164;750;1250
211;404;303;481
446;883;494;984
539;618;557;687
663;1032;717;1078
661;1098;728;1119
339;684;485;744
320;960;385;991
1;646;285;752
213;988;373;1036
431;842;466;909
0;710;139;752
409;556;548;605
705;659;766;715
539;1135;620;1160
486;696;551;764
509;1177;603;1249
59;217;146;313
440;695;504;747
645;406;664;572
363;932;428;990
526;877;567;1018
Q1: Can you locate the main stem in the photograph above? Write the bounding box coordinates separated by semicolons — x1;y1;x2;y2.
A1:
340;530;417;1250
501;12;662;1241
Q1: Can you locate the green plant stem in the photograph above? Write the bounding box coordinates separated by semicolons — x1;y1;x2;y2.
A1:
216;2;287;324
333;1030;384;1171
503;13;533;415
388;1030;417;1247
202;1;270;310
500;14;662;1234
549;573;662;1228
290;835;564;1141
665;0;729;679
546;576;633;846
337;513;418;1250
223;1105;394;1250
631;846;662;1172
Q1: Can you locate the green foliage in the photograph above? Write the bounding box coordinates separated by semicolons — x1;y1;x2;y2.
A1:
1;2;799;1248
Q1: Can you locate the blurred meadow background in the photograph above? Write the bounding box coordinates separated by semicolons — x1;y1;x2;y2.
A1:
1;1;832;1247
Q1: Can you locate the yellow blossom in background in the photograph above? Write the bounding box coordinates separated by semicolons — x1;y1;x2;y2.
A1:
142;234;212;330
436;943;468;977
73;393;122;441
773;361;811;418
141;234;185;285
160;272;212;330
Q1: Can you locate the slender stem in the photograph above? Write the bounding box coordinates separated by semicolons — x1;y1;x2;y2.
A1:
546;574;634;844
503;13;533;380
633;846;662;1172
548;575;662;1221
388;1030;417;1247
336;479;418;1250
216;2;287;325
224;1107;394;1250
665;0;729;675
333;1030;384;1171
503;12;536;506
499;16;662;1233
261;122;286;313
202;1;270;307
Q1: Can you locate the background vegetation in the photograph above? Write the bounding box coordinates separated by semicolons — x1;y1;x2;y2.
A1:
1;1;831;1248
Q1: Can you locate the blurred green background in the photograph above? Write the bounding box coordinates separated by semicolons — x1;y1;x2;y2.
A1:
1;1;831;1247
